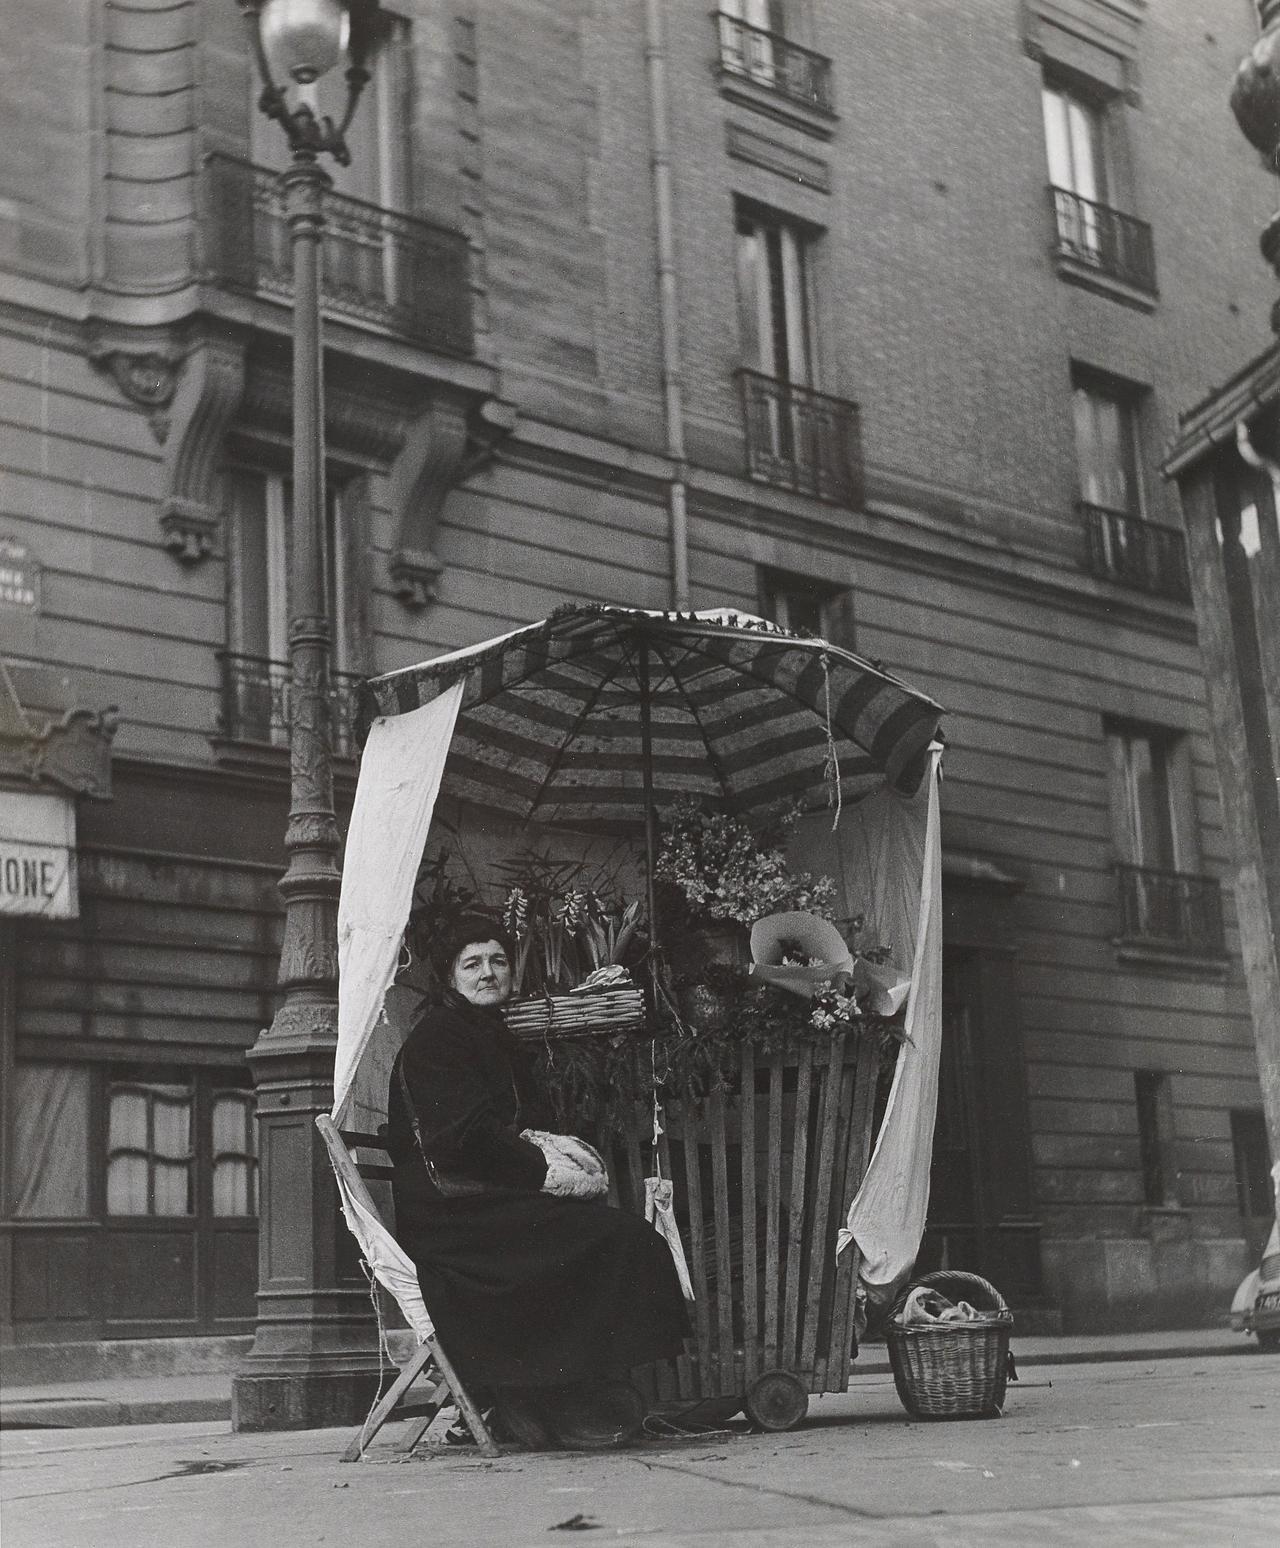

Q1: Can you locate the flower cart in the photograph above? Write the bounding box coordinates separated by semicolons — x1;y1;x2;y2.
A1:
330;606;945;1434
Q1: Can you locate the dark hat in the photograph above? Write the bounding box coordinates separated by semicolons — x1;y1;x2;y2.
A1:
431;911;516;979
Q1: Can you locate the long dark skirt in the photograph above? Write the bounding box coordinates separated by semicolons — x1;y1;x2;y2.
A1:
399;1193;690;1389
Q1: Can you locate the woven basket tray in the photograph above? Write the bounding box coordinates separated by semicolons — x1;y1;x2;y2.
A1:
504;987;646;1041
885;1270;1014;1419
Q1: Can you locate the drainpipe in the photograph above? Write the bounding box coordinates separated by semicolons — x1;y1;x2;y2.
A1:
644;0;691;611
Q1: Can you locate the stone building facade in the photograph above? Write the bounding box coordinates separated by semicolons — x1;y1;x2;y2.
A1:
1;0;1276;1348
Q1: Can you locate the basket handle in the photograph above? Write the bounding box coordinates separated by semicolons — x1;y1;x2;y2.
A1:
889;1269;1011;1322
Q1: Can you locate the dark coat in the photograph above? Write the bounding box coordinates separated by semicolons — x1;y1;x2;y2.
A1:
388;992;689;1390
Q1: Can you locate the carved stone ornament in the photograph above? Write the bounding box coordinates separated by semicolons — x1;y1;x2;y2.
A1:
86;322;187;444
158;328;249;565
388;395;516;609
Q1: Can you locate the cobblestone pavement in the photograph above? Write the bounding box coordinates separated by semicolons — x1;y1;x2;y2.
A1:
2;1353;1278;1548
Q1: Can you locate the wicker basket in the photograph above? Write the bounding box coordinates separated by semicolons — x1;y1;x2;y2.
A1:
885;1270;1014;1419
504;987;646;1041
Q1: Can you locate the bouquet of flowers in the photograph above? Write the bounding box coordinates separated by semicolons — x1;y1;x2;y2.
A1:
654;796;837;927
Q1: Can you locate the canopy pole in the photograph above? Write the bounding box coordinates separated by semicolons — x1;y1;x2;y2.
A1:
638;640;660;960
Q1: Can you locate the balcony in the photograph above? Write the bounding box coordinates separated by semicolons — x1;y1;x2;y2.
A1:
1049;187;1157;298
1082;504;1191;602
199;154;473;357
736;369;862;507
1115;863;1225;957
715;11;834;116
217;652;362;762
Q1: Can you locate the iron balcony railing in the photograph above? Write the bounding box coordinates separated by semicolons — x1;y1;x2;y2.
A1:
1115;863;1225;955
1049;186;1157;295
736;369;863;507
200;154;474;356
715;11;834;113
217;652;362;761
1082;503;1191;602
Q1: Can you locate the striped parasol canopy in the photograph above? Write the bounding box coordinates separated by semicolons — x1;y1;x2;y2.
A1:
358;606;943;830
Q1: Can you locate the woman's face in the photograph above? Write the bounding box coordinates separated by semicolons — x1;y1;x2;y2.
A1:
450;939;513;1007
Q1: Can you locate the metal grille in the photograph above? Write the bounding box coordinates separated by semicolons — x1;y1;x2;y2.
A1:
1115;863;1225;953
200;154;474;356
715;12;834;113
217;652;362;761
1083;504;1191;601
736;369;863;507
1050;186;1157;294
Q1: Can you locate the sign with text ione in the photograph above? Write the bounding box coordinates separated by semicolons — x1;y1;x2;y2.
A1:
0;790;78;918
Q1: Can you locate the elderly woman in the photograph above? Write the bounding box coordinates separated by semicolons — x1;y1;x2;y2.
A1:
387;913;690;1448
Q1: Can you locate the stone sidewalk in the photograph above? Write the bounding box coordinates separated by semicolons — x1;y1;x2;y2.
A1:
0;1327;1252;1431
2;1351;1277;1548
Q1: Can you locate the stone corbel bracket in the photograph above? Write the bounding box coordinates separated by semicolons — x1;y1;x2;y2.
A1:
157;328;249;565
388;395;517;609
87;322;186;446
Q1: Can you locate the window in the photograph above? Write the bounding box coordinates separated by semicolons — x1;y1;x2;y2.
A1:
1072;372;1143;516
719;1;787;89
1108;726;1179;872
226;469;352;671
1134;1070;1177;1208
107;1077;194;1216
736;204;814;388
760;568;854;648
223;467;358;752
1230;1110;1274;1225
1106;723;1224;953
1042;78;1110;221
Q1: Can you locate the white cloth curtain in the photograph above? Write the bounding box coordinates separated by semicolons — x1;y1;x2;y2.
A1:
332;682;464;1123
840;746;943;1292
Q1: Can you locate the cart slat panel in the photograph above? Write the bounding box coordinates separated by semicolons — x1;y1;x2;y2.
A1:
680;1102;714;1381
763;1057;784;1369
832;1037;881;1388
826;1056;860;1387
709;1089;735;1397
739;1042;759;1386
781;1043;813;1370
800;1033;846;1379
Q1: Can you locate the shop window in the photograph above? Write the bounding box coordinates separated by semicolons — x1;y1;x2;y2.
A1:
106;1077;194;1216
1134;1070;1177;1208
8;1064;90;1218
212;1087;258;1217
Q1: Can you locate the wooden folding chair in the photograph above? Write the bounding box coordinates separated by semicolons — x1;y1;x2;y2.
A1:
315;1114;500;1461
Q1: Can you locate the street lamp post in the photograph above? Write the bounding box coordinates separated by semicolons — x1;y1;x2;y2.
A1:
231;0;385;1432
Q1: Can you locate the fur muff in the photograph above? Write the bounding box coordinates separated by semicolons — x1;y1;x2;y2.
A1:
522;1129;609;1199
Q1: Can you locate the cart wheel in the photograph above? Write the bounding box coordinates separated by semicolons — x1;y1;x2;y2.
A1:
744;1371;809;1432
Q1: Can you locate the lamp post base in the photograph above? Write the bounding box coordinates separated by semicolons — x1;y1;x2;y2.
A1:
233;1368;384;1433
233;1015;387;1432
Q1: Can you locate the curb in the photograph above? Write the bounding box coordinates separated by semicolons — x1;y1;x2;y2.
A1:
0;1337;1254;1431
1;1396;231;1430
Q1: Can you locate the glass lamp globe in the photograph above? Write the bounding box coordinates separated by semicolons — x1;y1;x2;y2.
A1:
259;0;350;85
